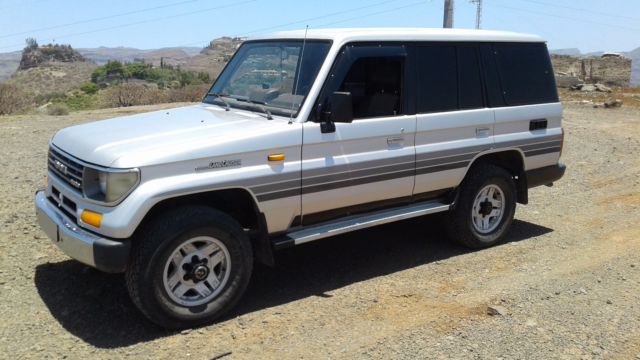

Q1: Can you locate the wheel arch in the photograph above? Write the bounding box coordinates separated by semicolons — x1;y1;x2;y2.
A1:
135;187;274;266
462;148;528;204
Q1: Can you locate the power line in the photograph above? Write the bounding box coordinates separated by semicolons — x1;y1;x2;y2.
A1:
318;1;427;27
0;1;257;51
0;0;204;39
236;0;407;36
514;0;640;22
489;2;640;32
174;0;420;48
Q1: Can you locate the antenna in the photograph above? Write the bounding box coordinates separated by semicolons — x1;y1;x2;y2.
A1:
290;25;309;123
470;0;482;29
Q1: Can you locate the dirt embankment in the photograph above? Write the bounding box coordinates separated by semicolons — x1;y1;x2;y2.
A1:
0;103;639;359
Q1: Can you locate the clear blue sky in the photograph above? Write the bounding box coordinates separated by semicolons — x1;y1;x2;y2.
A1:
0;0;638;53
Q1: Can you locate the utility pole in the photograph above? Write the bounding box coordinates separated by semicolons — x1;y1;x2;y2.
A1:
443;0;454;28
470;0;482;29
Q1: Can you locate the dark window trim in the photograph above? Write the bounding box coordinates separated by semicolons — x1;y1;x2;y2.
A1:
309;41;409;122
456;44;487;110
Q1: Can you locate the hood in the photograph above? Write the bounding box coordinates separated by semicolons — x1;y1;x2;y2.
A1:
52;104;290;168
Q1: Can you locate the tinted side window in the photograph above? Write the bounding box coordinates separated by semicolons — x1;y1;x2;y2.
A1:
338;56;404;119
480;44;506;107
457;46;483;110
494;43;558;105
416;45;458;113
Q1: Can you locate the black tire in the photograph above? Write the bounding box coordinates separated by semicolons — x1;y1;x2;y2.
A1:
445;163;516;249
125;206;253;329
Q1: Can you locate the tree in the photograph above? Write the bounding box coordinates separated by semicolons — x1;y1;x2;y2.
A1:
25;37;38;50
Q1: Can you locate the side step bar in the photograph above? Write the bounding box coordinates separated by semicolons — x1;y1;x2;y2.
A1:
273;199;450;249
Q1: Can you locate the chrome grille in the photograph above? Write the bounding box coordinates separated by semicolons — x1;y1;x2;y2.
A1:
49;186;78;223
48;147;84;190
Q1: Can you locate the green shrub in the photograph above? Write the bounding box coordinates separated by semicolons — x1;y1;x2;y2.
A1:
91;61;211;88
47;103;69;116
79;82;99;95
62;93;95;110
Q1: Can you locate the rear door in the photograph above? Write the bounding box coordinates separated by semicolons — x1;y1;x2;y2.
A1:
413;43;494;196
301;43;416;223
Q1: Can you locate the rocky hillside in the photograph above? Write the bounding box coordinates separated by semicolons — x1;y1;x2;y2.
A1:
77;46;201;66
19;43;87;70
6;61;97;96
182;37;244;78
627;47;640;86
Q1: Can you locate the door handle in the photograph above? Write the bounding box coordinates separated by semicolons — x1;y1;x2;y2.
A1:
476;127;491;137
529;119;548;131
387;136;404;145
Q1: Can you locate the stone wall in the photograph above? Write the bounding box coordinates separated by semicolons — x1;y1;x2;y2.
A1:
551;54;631;88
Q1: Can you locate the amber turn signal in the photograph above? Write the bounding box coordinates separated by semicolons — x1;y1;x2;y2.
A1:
268;154;285;161
81;209;103;228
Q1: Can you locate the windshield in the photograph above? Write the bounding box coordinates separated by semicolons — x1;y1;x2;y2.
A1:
203;40;331;118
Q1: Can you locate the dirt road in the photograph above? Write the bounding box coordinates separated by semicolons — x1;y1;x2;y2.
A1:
0;103;639;359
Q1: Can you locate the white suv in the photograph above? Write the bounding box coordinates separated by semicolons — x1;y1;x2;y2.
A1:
35;28;565;328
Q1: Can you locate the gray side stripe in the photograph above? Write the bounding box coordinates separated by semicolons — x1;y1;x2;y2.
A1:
416;153;475;169
251;134;564;201
250;179;301;195
496;135;563;149
520;141;562;152
416;160;469;176
257;188;301;202
302;162;413;187
302;154;415;178
301;169;415;195
524;146;561;157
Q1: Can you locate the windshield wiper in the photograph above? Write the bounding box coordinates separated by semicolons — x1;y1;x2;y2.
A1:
207;92;231;111
235;98;274;120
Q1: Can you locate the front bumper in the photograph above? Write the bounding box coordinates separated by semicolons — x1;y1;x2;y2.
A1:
35;190;131;273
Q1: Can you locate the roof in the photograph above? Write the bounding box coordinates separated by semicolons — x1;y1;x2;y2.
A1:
249;28;545;43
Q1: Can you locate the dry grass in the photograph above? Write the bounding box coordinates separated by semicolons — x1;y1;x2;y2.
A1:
5;61;97;96
559;87;640;108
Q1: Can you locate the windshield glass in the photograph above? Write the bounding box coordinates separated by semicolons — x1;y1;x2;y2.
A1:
203;40;331;117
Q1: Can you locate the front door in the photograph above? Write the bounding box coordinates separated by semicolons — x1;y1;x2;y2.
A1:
301;44;416;224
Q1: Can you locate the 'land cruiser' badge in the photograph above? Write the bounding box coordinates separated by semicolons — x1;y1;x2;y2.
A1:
195;159;242;172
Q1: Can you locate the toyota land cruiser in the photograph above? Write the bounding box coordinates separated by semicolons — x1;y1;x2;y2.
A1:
35;28;565;328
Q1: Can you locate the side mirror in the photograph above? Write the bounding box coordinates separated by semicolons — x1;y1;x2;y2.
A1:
328;91;353;123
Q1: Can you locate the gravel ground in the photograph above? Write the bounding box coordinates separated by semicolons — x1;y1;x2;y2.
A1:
0;103;639;359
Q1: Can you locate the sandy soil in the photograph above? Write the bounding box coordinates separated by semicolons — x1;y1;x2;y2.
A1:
0;103;639;359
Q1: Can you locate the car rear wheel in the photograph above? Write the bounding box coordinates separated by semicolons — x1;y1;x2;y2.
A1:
445;164;516;248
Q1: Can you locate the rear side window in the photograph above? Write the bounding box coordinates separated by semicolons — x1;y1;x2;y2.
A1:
416;45;458;113
457;46;483;110
493;43;558;105
416;44;484;113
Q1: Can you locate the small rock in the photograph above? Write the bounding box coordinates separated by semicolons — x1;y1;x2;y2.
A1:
606;299;612;304
578;288;587;295
604;99;623;108
594;83;612;92
487;305;507;316
180;329;191;335
581;84;597;92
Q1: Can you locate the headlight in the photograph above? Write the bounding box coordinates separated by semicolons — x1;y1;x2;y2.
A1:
84;168;139;204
